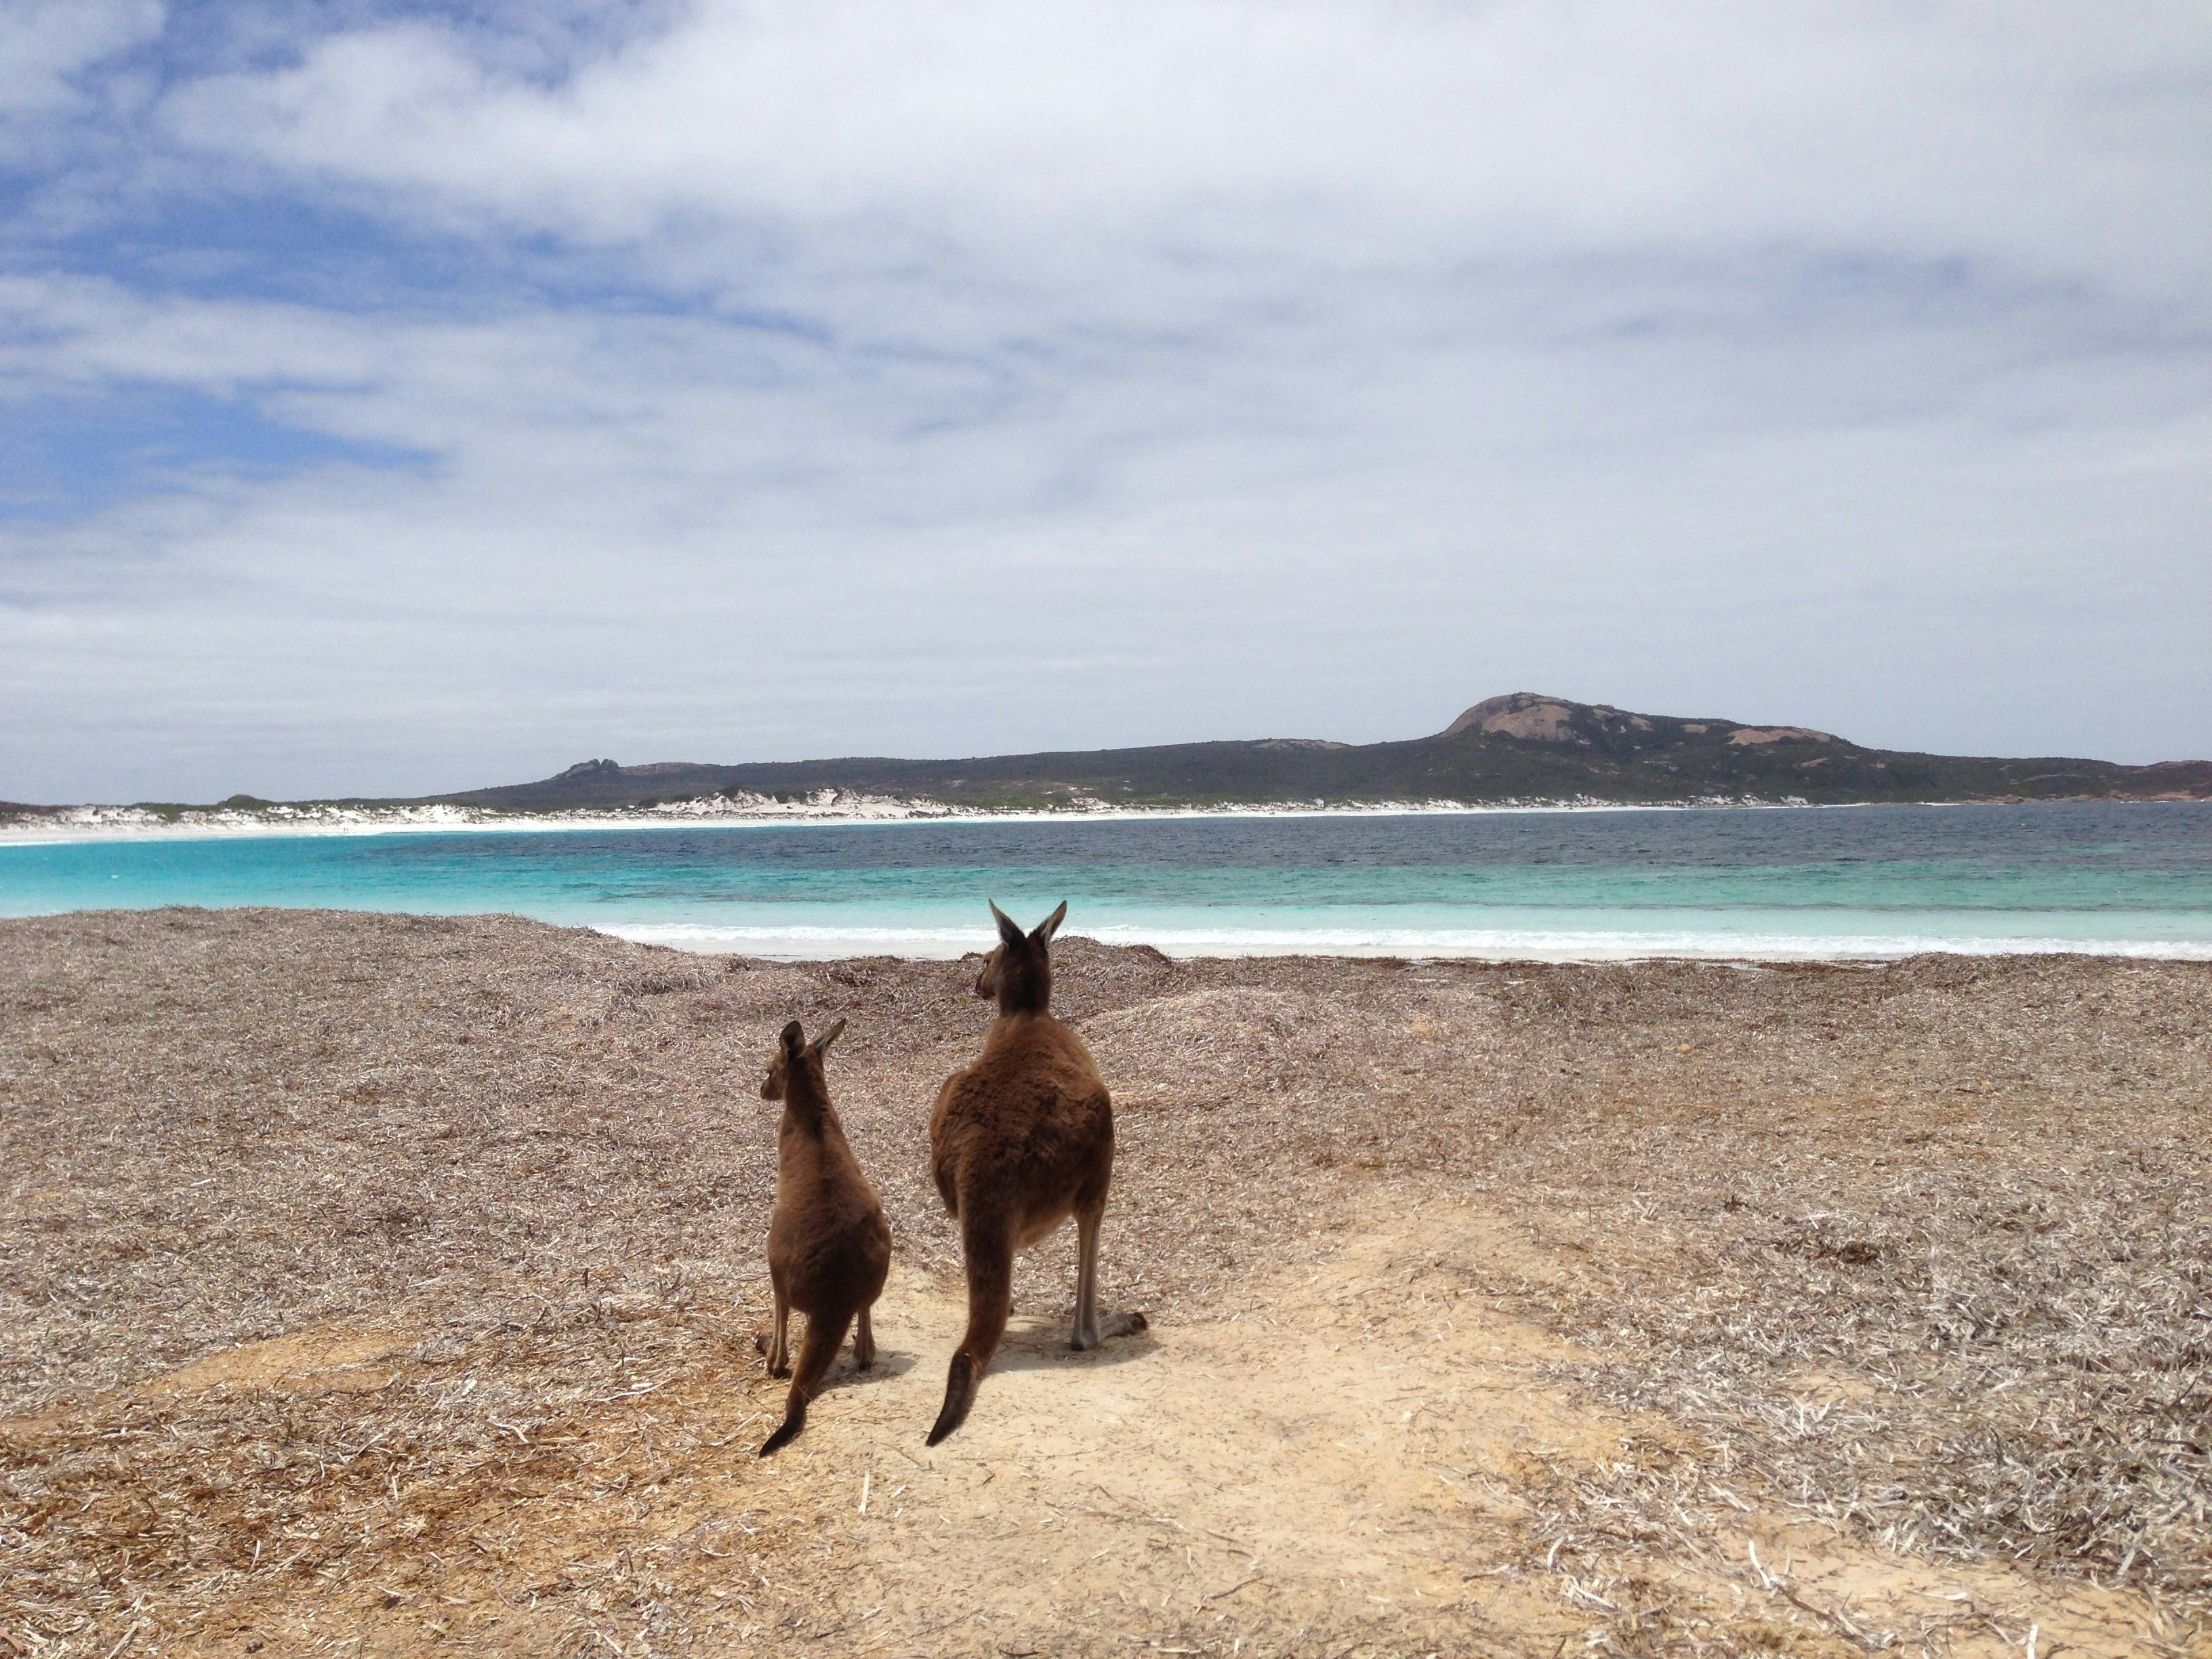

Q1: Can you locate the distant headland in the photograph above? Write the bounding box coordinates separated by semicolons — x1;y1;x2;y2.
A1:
7;693;2209;838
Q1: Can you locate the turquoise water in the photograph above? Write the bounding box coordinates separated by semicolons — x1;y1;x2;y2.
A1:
3;804;2210;959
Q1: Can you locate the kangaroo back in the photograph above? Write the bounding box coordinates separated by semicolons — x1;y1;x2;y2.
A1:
925;901;1137;1446
755;1017;886;1456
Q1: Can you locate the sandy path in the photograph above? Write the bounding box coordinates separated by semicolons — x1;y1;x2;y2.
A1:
801;1212;1564;1656
8;1193;2190;1658
699;1194;2176;1658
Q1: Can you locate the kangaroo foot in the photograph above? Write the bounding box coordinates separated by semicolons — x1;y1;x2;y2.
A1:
752;1334;793;1377
1071;1309;1149;1351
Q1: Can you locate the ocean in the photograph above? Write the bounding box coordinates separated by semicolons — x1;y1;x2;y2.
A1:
4;802;2211;960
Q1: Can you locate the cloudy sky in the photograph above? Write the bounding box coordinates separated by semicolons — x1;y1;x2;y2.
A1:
3;1;2208;802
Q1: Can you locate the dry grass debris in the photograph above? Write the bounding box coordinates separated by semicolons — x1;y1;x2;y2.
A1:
3;909;2208;1656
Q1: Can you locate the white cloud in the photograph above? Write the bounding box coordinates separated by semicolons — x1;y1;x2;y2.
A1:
162;3;2212;303
0;0;162;119
3;1;2210;798
5;262;2206;799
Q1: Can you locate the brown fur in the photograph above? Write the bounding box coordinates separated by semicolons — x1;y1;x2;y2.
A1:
925;901;1146;1446
756;1017;891;1456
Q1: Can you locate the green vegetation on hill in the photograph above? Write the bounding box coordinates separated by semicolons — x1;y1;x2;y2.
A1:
432;693;2212;813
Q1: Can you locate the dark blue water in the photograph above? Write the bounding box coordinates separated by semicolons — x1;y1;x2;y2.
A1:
3;803;2209;958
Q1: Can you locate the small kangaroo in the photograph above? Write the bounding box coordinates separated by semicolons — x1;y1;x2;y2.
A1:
757;1017;890;1456
926;901;1146;1446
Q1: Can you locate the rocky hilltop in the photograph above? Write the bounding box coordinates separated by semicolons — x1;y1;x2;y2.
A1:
430;692;2211;813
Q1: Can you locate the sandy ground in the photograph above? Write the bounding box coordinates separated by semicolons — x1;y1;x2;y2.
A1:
3;909;2209;1657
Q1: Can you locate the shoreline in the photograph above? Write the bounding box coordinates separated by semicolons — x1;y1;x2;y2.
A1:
1;903;2209;964
0;791;2172;848
599;921;2212;964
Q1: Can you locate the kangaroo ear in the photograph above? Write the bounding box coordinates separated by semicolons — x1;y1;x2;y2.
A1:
812;1017;846;1055
779;1019;806;1058
1031;900;1067;945
989;900;1025;946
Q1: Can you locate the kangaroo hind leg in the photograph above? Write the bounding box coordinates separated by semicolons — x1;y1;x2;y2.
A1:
1071;1200;1147;1353
763;1282;793;1377
1072;1201;1103;1351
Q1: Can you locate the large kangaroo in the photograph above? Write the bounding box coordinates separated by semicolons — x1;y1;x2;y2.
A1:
926;901;1146;1446
757;1017;890;1456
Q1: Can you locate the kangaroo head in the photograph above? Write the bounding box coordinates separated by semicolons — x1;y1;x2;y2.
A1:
973;900;1067;1015
759;1016;845;1101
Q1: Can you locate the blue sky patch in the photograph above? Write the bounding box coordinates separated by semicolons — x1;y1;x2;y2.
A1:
0;386;434;522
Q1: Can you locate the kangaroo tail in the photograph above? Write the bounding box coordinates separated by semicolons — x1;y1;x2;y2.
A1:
927;1210;1011;1447
759;1305;854;1457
